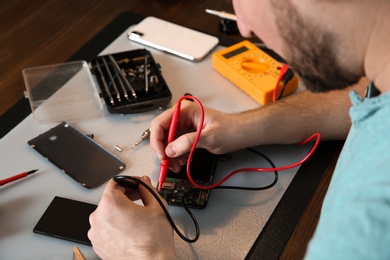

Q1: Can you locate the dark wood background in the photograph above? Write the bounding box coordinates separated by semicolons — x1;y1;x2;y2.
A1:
0;0;243;115
1;1;334;259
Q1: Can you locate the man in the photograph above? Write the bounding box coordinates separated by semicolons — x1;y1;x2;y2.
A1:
88;0;390;258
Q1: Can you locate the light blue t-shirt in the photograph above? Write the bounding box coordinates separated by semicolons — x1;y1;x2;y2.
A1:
305;90;390;259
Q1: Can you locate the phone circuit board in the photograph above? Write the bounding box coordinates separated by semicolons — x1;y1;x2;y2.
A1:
158;149;218;209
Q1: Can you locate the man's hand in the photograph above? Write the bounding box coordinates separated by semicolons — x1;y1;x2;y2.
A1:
150;102;242;173
88;176;176;259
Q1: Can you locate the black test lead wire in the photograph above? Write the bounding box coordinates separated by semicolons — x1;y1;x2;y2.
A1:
216;148;278;190
113;147;279;244
114;175;200;243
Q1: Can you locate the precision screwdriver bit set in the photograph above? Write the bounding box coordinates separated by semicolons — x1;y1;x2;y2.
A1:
90;49;172;114
23;49;172;123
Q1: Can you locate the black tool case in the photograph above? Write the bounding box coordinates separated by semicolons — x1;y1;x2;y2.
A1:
23;49;172;123
90;49;171;114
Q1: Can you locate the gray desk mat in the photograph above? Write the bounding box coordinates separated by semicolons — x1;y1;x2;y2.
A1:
0;25;310;259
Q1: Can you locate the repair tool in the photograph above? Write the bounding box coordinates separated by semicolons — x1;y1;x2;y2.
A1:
108;54;129;100
205;9;237;21
131;93;193;150
0;169;38;186
102;57;121;102
90;49;172;114
94;60;115;105
108;54;137;99
157;97;189;190
212;40;298;105
144;55;149;93
132;128;151;149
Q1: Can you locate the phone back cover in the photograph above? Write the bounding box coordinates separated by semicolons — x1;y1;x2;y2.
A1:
28;122;125;188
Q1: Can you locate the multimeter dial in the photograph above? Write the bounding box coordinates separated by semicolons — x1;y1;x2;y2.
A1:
240;57;269;74
229;54;279;82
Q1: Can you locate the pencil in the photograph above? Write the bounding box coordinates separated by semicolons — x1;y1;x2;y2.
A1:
0;169;38;186
205;9;237;21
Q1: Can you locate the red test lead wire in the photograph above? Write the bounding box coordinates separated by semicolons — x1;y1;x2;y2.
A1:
159;95;320;191
187;132;320;190
272;64;290;102
182;96;320;190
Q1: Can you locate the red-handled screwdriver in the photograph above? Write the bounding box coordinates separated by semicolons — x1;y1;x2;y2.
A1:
0;169;39;186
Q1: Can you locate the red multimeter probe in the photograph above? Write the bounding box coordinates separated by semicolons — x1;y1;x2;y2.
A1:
157;102;181;190
157;96;204;190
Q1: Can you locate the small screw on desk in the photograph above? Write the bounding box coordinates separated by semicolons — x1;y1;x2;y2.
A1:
115;145;123;152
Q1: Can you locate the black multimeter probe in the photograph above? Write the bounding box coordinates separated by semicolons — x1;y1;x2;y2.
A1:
113;175;200;243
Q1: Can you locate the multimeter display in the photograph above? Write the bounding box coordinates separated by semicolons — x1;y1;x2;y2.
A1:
212;40;298;105
223;46;249;59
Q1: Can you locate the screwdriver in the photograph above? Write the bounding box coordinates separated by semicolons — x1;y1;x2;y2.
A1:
132;128;151;149
131;94;192;150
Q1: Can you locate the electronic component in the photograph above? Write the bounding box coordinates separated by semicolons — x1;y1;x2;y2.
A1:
158;149;218;209
212;40;298;105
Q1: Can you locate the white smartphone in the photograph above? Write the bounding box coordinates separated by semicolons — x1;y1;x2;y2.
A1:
128;17;219;61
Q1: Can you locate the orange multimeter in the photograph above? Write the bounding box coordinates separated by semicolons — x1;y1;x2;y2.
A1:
212;40;298;105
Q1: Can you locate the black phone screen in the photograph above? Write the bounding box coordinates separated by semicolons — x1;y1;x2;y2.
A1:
33;196;97;246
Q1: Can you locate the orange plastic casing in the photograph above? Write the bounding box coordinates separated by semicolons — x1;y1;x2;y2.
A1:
212;40;298;105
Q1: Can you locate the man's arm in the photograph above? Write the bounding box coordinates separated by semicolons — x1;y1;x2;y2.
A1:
150;78;368;171
234;78;368;149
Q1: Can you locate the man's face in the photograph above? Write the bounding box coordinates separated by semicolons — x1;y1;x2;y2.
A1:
233;0;361;92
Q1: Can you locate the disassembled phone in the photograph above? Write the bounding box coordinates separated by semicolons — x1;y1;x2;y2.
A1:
28;122;125;189
158;148;218;209
128;17;219;61
33;196;97;245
